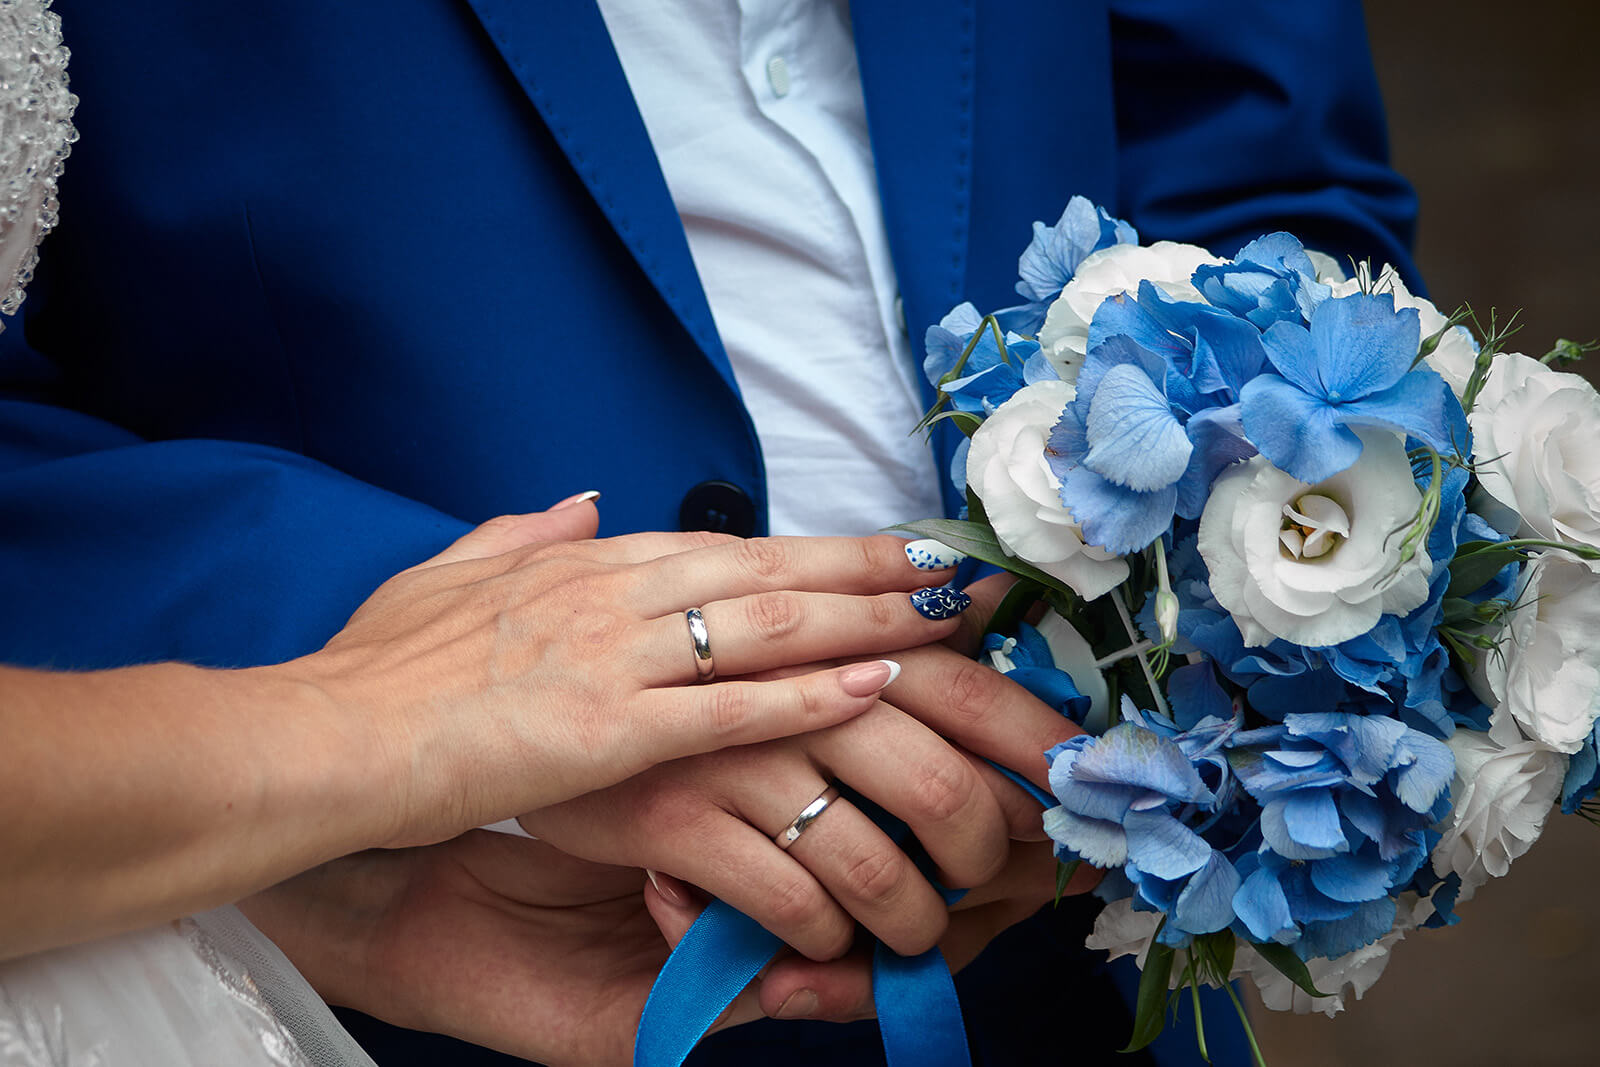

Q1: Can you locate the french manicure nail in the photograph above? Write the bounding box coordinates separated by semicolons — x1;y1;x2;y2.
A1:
552;489;602;510
645;868;685;907
839;659;901;697
775;989;818;1020
904;538;968;571
910;585;972;620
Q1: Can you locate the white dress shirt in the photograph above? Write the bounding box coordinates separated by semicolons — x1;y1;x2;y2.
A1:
594;0;946;537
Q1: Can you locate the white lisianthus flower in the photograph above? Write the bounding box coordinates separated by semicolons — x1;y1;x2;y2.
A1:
1036;241;1222;381
1232;901;1417;1017
1329;267;1479;398
1470;352;1600;563
1431;721;1565;893
1197;427;1431;647
1484;551;1600;753
966;379;1128;600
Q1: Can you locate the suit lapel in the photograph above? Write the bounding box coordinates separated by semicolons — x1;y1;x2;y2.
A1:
460;0;737;390
851;0;976;381
852;0;977;517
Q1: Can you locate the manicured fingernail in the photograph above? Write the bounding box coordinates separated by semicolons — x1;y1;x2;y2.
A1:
552;489;602;510
645;869;686;907
904;538;967;571
910;586;972;620
775;989;818;1020
839;659;901;696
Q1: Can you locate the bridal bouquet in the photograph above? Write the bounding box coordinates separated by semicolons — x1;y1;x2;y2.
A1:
896;197;1600;1060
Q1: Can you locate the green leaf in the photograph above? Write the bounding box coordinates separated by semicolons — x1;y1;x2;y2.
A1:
883;518;1079;601
988;577;1046;644
1445;540;1522;598
1052;859;1080;907
925;409;985;438
964;487;990;528
1121;931;1176;1053
1250;941;1332;1000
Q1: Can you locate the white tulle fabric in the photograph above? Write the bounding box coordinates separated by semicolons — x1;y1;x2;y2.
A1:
0;908;374;1067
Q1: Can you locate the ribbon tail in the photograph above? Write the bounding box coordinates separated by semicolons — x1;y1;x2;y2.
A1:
873;941;972;1067
634;900;782;1067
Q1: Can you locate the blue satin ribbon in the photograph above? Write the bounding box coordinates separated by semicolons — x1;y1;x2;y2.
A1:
633;763;1058;1067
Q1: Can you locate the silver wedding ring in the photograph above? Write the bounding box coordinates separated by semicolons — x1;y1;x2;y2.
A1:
685;607;715;682
776;786;841;850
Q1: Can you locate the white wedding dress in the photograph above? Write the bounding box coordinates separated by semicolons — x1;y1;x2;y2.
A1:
0;5;372;1064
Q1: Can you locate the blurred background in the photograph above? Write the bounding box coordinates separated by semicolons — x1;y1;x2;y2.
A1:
1250;3;1600;1065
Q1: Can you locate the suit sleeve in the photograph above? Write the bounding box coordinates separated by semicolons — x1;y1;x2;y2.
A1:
1109;0;1422;288
0;343;469;670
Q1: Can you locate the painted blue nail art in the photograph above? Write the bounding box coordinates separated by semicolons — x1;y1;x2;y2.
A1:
910;585;972;620
904;538;969;571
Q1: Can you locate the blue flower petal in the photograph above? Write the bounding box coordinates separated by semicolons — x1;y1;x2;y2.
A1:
1070;722;1214;803
1332;368;1459;458
1082;362;1193;491
1261;792;1347;860
1041;806;1127;867
1309;293;1420;401
1059;465;1177;555
1123;809;1213;880
1167;663;1233;731
1310;851;1398;903
1299;896;1397;960
1175;405;1256;519
1233;865;1298;944
1240;373;1363;484
1390;729;1455;813
1174;851;1242;935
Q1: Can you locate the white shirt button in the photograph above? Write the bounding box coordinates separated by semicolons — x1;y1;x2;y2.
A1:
766;54;791;98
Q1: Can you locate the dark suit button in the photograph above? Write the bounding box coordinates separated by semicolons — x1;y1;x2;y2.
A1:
679;480;756;537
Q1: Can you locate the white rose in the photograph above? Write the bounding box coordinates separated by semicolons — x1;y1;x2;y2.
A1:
1036;241;1222;381
1197;428;1431;647
1484;552;1600;753
1430;722;1565;893
1329;267;1479;398
1233;901;1417;1017
1471;352;1600;561
967;380;1129;600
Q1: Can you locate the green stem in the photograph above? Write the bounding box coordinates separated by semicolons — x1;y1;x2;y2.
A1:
1190;970;1210;1064
1222;980;1269;1067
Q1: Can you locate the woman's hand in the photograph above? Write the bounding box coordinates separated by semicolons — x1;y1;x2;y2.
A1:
280;497;967;850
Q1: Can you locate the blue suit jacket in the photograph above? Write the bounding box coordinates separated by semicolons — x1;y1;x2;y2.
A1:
0;2;1416;1063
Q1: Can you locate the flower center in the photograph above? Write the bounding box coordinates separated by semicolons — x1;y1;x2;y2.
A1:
1279;493;1351;561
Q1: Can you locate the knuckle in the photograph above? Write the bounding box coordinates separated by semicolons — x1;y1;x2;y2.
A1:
746;591;803;641
865;592;905;631
839;845;910;908
910;757;978;826
704;684;752;737
942;659;1001;729
735;537;792;582
763;872;828;932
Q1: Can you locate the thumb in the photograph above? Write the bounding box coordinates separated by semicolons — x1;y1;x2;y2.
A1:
423;491;602;568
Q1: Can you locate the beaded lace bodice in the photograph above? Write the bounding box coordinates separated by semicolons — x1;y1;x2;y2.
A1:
0;0;74;321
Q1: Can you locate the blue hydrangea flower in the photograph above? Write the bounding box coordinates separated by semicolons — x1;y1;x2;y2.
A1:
992;197;1138;335
1561;720;1600;813
1192;232;1331;329
1240;292;1466;485
1226;713;1453;957
923;302;1055;413
1043;283;1266;553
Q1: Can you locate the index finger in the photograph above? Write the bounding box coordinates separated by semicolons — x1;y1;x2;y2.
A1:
883;643;1083;791
627;535;956;616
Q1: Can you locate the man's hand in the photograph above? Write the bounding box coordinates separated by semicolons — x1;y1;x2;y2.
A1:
243;830;719;1067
